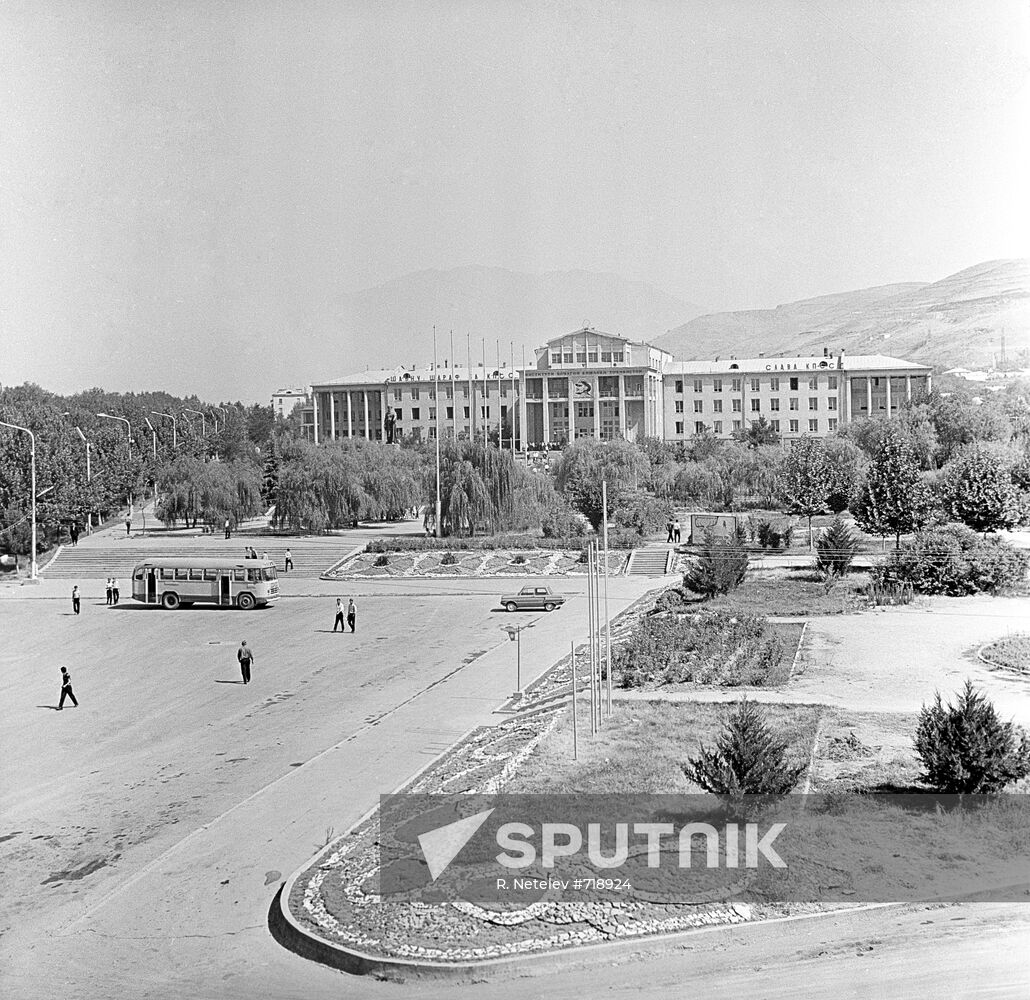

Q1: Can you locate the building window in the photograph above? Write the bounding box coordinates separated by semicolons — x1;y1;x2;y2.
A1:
483;406;490;418
588;352;598;363
675;380;683;394
808;398;818;410
827;397;838;411
828;418;838;431
429;389;436;400
462;385;469;397
695;421;706;434
613;352;624;362
750;378;760;392
732;420;741;431
675;400;684;413
411;407;420;420
713;420;723;434
463;407;470;419
809;419;818;432
789;398;799;411
576;352;586;363
395;409;403;421
770;377;780;391
428;427;436;439
731;378;742;392
563;352;573;364
789;377;799;391
429;407;436;420
770;419;780;432
675;421;684;434
693;379;703;392
713;399;723;414
412;387;420;400
789;419;799;433
601;351;612;362
713;379;722;392
445;386;453;399
446;406;453;419
693;400;703;413
732;399;741;412
393;388;401;401
828;376;838;389
500;386;508;398
750;399;760;412
770;398;780;411
808;377;818;390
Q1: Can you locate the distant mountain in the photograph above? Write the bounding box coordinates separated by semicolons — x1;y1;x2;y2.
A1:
316;266;705;375
655;260;1030;370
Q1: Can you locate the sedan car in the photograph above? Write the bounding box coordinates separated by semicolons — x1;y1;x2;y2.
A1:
501;584;566;613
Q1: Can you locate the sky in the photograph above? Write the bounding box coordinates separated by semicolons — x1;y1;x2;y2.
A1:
1;0;1028;401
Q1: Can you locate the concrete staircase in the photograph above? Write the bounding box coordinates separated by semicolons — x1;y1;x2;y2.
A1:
626;547;672;576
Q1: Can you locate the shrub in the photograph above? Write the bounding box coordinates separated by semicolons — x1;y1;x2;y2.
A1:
364;534;642;554
541;498;586;539
373;554;389;567
756;520;774;548
815;516;859;580
684;533;749;597
440;551;457;565
781;525;794;549
914;681;1030;793
682;699;807;796
511;553;527;565
873;525;1028;596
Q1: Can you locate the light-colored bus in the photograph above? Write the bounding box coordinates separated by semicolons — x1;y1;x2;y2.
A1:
130;557;280;610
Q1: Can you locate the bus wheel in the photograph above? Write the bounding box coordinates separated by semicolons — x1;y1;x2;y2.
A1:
161;592;180;610
237;592;256;611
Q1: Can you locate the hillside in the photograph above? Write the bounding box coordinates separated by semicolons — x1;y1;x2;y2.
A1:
320;266;705;373
655;260;1029;369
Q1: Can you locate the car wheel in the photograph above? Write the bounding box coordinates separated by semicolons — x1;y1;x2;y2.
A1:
161;592;180;610
237;592;256;611
544;602;556;612
505;601;518;613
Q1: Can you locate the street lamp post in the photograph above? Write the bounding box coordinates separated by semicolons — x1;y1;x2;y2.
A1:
502;621;535;697
144;417;157;457
183;408;206;438
97;412;134;515
150;411;177;449
74;426;93;533
0;420;38;579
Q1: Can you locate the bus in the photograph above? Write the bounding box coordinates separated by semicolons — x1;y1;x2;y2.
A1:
130;557;280;610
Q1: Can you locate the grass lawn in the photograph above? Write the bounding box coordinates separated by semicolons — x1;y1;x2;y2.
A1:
704;567;870;616
980;634;1030;674
507;700;824;795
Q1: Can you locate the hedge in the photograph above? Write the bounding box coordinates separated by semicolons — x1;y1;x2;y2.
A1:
365;532;642;554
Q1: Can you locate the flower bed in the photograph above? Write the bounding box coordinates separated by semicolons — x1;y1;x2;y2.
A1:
323;549;628;579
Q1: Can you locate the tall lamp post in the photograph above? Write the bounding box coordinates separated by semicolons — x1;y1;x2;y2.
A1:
183;408;207;438
74;426;93;533
0;419;38;579
143;417;158;457
97;412;133;515
150;411;177;449
502;621;536;697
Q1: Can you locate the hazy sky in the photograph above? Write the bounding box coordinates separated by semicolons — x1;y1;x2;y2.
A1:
2;1;1027;400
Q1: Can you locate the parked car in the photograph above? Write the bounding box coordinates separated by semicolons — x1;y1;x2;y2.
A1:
501;584;566;613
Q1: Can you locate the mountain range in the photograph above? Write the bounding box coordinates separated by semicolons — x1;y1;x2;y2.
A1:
654;259;1029;370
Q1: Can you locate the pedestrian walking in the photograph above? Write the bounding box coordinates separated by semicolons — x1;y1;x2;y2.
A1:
666;518;674;543
111;577;120;605
105;578;113;606
69;522;79;546
347;597;356;634
673;519;682;543
224;518;231;540
58;666;78;709
125;514;132;537
237;640;253;684
284;548;293;573
261;551;268;562
71;585;81;615
333;598;345;632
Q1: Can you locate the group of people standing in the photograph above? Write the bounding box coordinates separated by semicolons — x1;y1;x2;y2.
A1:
665;518;682;543
241;547;293;572
333;597;357;633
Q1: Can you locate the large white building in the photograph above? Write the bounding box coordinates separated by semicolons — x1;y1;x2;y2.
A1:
308;329;931;449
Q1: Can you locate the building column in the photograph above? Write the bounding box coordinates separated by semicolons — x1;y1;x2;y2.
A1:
329;392;337;440
313;389;320;444
593;375;601;438
347;392;353;439
542;391;551;448
905;376;912;403
885;377;892;416
518;377;527;452
618;374;627;437
865;377;872;415
363;391;370;440
844;379;852;422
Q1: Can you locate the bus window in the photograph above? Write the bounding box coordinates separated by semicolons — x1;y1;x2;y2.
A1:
133;568;144;580
233;569;246;581
175;568;189;581
202;569;217;581
162;568;175;580
188;568;203;581
247;569;259;583
261;567;277;581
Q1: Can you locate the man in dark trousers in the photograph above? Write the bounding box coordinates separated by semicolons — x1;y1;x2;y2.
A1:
69;522;79;546
237;640;253;684
333;598;345;632
347;597;356;633
284;548;293;573
125;514;132;536
71;585;80;615
58;666;78;709
105;578;113;606
666;518;674;543
224;518;231;540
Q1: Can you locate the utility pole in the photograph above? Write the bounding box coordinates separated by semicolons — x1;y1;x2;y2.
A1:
433;326;442;538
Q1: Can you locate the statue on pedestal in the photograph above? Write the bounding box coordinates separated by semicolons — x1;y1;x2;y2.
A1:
384;406;397;445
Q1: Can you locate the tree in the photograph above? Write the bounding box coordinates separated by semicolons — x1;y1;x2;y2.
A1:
777;436;831;546
821;438;861;513
915;681;1030;793
553;439;650;530
815;516;859;580
852;428;933;548
734;415;779;449
942;447;1021;535
684;532;749;596
682;699;806;797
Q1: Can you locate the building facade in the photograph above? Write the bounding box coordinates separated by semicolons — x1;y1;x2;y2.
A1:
271;387;310;418
309;330;931;449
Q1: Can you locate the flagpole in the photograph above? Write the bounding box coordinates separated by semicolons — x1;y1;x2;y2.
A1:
450;330;457;440
433;326;441;538
467;332;473;442
482;336;488;449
